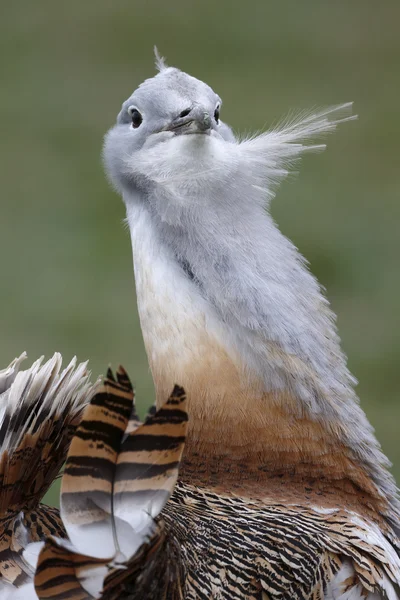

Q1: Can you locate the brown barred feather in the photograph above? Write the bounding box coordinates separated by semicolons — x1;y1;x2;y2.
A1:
35;536;107;600
60;368;134;543
114;383;187;503
115;366;142;435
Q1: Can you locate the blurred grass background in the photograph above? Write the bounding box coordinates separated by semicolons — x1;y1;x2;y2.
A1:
1;1;399;506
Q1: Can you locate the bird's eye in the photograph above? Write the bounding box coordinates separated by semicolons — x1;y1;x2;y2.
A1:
128;106;143;128
214;104;220;124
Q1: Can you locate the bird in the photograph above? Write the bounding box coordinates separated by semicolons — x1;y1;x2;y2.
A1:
0;353;188;599
103;49;400;598
0;352;96;598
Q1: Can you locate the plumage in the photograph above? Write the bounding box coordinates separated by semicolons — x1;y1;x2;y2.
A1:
163;483;400;599
34;366;188;600
0;353;96;594
103;55;400;598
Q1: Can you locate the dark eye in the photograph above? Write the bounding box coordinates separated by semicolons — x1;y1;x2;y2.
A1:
128;106;143;128
214;104;220;124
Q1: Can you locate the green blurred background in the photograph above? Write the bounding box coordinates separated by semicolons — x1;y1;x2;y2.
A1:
1;1;399;505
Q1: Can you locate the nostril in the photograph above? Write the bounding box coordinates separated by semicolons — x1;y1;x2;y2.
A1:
179;108;192;118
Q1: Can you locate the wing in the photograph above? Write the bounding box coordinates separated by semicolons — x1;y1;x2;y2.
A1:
0;353;94;516
0;353;95;590
36;368;187;599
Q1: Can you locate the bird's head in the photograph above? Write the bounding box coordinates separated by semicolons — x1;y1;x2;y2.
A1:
104;50;354;224
103;51;235;197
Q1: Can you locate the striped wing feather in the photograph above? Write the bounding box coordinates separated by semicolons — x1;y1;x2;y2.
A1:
107;367;142;436
113;384;188;556
60;367;134;559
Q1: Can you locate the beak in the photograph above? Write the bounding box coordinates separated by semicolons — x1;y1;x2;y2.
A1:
164;106;212;135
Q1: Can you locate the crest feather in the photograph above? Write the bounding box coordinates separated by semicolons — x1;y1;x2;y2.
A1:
154;46;167;71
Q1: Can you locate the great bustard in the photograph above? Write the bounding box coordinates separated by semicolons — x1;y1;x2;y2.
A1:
102;52;400;599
